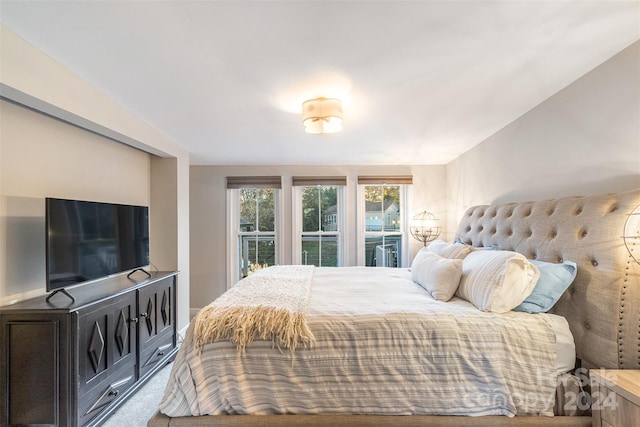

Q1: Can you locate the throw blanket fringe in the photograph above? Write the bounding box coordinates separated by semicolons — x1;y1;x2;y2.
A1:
193;265;315;353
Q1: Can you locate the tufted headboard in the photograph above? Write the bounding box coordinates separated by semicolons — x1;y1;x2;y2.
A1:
455;189;640;370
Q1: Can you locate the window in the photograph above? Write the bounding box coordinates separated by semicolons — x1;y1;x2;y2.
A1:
358;176;411;268
226;174;412;285
293;176;346;267
227;177;281;286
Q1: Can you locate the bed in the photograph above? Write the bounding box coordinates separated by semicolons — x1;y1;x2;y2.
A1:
149;189;640;426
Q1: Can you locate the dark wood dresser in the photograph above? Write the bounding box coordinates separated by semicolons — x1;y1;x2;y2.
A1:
0;271;178;427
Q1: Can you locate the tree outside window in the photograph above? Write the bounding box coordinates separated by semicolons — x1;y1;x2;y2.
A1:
300;186;340;267
238;188;276;277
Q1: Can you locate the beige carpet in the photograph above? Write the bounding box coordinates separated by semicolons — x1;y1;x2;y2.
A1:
102;362;173;427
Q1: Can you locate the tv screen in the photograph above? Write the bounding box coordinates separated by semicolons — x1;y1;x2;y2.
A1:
46;198;150;291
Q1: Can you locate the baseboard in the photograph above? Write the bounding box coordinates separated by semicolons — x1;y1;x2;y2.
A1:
177;324;189;344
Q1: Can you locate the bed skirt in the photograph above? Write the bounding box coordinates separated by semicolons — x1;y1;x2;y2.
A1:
147;412;591;427
148;371;591;426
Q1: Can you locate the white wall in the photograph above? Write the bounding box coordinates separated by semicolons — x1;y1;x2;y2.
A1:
446;41;640;238
0;25;191;332
190;164;446;309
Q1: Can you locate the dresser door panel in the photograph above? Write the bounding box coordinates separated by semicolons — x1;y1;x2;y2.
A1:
6;320;60;426
137;276;175;379
78;292;137;397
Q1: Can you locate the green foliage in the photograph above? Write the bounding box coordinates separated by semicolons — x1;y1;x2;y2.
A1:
301;236;339;267
364;185;400;205
301;186;337;232
240;188;275;231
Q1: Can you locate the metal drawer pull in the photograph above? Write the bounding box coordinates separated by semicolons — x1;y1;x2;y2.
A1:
83;375;132;416
143;343;172;367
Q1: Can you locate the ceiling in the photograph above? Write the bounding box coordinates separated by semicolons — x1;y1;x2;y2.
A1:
1;1;638;166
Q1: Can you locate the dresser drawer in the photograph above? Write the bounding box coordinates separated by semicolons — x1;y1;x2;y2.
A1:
601;390;640;427
78;368;136;426
591;370;640;427
139;327;175;378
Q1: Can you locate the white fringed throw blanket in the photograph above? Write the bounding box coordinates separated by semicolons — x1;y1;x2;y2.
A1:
192;265;315;352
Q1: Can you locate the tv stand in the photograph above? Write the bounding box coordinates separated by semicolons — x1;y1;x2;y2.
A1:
127;267;151;279
45;287;76;303
0;271;178;427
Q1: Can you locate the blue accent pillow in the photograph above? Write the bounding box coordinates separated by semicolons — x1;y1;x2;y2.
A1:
513;259;577;314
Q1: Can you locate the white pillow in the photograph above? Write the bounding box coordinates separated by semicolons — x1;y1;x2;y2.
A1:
411;248;463;302
427;239;473;259
456;250;540;313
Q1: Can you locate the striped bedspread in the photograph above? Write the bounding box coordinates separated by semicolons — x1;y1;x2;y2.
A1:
159;267;559;417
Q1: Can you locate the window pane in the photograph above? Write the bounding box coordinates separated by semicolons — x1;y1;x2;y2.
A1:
364;186;382;232
239;189;275;232
238;235;275;278
302;186;338;232
302;187;320;232
383;186;401;231
364;185;401;232
239;189;256;231
257;189;275;231
301;235;339;267
365;234;402;267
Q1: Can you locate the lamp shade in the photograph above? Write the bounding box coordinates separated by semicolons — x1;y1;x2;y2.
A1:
410;211;441;246
302;98;343;134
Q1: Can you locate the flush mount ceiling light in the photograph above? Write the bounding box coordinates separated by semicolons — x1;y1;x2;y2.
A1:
302;97;343;134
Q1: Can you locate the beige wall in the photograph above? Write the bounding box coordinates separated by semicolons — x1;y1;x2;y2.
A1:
0;100;151;305
446;41;640;239
0;25;190;332
190;164;446;309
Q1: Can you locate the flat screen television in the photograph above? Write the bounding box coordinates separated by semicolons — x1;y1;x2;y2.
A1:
45;198;150;294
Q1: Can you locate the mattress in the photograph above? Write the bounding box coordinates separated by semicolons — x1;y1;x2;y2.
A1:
160;266;575;418
308;267;575;375
545;312;575;375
